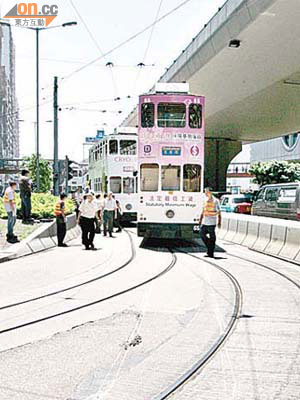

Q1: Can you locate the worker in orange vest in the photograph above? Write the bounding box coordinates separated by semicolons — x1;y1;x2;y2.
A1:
4;180;19;244
55;193;68;247
199;187;221;258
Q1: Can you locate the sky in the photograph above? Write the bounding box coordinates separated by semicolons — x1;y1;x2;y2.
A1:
1;0;227;161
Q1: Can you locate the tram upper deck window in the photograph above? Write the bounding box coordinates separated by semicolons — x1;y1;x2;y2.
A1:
109;140;118;155
110;177;121;193
123;177;134;194
120;140;136;155
140;164;159;192
141;103;154;128
183;164;201;192
189;104;202;128
161;165;181;191
157;103;186;128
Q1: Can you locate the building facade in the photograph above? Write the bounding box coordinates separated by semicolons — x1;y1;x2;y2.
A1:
0;23;19;160
251;133;300;163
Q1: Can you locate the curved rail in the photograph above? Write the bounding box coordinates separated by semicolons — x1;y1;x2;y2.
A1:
0;231;135;311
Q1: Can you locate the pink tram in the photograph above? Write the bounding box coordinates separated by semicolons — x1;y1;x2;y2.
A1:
137;83;205;239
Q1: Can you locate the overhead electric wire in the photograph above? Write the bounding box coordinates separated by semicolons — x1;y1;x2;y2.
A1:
132;0;164;94
61;0;194;83
69;0;119;97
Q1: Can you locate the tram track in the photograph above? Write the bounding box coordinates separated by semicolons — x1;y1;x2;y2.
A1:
0;231;135;312
0;235;177;336
153;239;300;399
152;245;243;400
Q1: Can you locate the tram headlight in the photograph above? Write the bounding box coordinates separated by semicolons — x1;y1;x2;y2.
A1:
126;203;132;211
166;210;175;219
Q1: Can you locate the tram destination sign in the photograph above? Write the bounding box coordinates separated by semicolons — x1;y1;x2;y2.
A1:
162;146;181;156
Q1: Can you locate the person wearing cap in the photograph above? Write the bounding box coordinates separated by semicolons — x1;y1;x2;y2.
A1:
19;169;33;224
4;181;19;244
199;187;221;258
103;192;117;237
77;192;97;250
55;193;68;247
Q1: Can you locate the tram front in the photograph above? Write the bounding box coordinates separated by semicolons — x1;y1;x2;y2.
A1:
137;83;205;239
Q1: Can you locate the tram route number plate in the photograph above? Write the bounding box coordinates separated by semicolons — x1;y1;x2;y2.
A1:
193;225;200;232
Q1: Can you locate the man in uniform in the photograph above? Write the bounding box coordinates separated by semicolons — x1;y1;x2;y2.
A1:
55;193;68;247
4;180;19;244
199;187;221;258
103;192;117;238
19;169;33;224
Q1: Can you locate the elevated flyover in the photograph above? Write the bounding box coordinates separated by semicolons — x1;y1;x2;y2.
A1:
125;0;300;189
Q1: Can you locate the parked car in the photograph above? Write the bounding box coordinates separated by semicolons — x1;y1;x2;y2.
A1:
220;194;252;214
252;182;300;220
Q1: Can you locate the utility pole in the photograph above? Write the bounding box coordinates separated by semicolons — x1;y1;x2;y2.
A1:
65;155;69;196
36;28;40;192
53;76;59;195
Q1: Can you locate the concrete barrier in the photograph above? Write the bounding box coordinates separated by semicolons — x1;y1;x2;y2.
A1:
225;218;238;242
280;226;300;262
233;219;248;245
250;222;272;253
219;217;229;240
265;224;287;256
0;213;79;263
242;220;259;248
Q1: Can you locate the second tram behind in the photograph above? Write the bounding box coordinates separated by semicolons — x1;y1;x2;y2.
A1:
89;127;138;222
137;83;205;239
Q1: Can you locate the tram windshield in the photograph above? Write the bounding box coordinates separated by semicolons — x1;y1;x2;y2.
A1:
110;176;121;193
141;103;154;128
109;140;118;154
161;165;181;191
123;177;135;194
183;164;201;192
140;164;159;191
157;103;186;128
189;104;202;128
120;140;136;155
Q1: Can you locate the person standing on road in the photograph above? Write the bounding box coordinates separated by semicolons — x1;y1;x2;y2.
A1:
55;193;68;248
103;192;117;238
4;181;19;244
94;194;103;234
199;187;221;258
77;192;97;250
19;169;33;224
115;199;122;233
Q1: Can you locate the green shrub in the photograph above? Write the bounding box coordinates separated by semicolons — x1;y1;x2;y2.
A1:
0;193;74;219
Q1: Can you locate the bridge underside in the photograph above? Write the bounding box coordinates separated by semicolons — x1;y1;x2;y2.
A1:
125;0;300;189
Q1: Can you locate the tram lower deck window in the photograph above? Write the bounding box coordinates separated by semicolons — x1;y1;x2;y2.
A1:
183;164;201;192
161;165;181;191
140;164;159;191
110;177;121;193
123;177;134;194
158;103;186;128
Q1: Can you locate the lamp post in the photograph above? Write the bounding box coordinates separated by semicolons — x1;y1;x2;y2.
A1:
1;20;77;191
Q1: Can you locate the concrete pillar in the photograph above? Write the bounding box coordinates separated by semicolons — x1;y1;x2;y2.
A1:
204;138;241;191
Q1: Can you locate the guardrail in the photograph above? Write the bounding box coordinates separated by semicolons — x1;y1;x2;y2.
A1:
1;214;80;262
219;213;300;263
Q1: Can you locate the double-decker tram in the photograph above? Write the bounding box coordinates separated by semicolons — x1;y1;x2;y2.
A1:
137;83;205;239
89;127;138;222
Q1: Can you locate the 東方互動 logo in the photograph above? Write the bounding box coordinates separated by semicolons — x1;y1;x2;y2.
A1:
3;3;58;27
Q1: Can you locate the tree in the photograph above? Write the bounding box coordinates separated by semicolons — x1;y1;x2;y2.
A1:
249;160;300;187
22;154;52;193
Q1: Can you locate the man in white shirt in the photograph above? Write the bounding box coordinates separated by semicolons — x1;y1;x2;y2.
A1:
103;192;117;238
77;192;98;250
